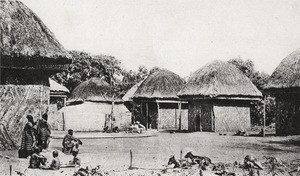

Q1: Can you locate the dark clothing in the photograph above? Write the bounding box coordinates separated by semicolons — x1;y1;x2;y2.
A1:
29;153;46;169
20;122;35;158
62;134;82;153
36;119;51;149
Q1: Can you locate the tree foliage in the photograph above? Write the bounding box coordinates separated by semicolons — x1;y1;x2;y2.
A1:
51;51;151;99
51;50;122;92
228;57;269;91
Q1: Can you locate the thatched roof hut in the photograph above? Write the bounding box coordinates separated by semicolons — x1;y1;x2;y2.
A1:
62;78;130;131
69;77;120;103
265;49;300;90
132;69;188;130
178;60;262;132
178;60;262;99
0;0;71;70
0;0;71;148
133;69;185;100
265;49;300;135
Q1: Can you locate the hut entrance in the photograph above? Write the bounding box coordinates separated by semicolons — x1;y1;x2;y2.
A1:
195;115;201;131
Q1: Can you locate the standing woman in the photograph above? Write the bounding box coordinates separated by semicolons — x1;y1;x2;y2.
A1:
19;115;36;158
36;113;51;149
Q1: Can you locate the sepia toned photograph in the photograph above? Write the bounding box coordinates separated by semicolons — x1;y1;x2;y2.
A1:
0;0;299;175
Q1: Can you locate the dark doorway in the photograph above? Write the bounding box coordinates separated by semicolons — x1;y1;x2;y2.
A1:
195;114;201;131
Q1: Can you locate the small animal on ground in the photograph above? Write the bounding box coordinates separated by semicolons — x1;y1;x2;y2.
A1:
184;152;212;169
168;155;191;169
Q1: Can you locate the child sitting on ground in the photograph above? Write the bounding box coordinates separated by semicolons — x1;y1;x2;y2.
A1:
29;147;47;169
50;150;60;170
40;150;60;170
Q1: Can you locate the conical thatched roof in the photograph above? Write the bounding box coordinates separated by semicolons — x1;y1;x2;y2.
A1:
49;78;69;94
178;60;262;99
133;68;185;99
69;77;120;102
265;49;300;89
0;0;71;69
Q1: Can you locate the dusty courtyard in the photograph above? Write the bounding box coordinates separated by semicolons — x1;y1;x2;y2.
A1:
0;132;299;175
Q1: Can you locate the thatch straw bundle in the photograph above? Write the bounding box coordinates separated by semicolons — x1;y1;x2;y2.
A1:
133;68;185;99
265;49;300;89
69;77;119;102
178;60;262;98
0;0;71;69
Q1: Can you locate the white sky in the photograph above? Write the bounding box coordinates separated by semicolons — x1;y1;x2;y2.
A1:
22;0;300;77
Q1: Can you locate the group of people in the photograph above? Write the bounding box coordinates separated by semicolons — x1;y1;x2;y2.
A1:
19;114;82;170
19;114;51;158
28;146;81;170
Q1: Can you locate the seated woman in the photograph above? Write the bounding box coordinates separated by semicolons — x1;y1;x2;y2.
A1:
62;129;82;154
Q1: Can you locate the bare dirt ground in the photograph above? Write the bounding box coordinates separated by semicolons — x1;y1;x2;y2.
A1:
0;132;299;176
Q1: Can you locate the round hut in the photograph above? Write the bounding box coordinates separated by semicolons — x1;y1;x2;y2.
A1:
178;60;262;132
265;49;300;135
61;78;131;131
0;0;71;147
132;68;188;130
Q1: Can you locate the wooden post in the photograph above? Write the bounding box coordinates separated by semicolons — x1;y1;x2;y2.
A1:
40;86;43;117
180;149;183;166
178;102;182;131
157;102;160;131
140;102;143;123
132;102;135;124
263;96;266;137
129;149;133;168
111;101;115;131
146;102;149;130
175;107;177;129
9;165;12;176
63;97;67;107
62;112;65;131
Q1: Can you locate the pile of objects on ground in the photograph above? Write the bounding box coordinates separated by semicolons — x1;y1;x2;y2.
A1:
70;152;300;176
